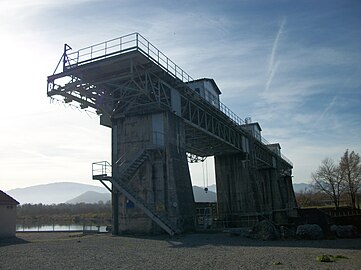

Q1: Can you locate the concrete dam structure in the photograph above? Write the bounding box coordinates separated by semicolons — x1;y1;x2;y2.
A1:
47;33;297;235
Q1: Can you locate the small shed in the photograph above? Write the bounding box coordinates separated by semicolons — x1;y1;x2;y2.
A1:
186;78;221;108
242;122;262;142
267;143;281;156
0;190;20;238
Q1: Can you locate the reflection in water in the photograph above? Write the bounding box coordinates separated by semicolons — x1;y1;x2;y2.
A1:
16;224;108;232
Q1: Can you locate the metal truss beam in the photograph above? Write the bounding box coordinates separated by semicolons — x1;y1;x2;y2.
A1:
47;49;292;171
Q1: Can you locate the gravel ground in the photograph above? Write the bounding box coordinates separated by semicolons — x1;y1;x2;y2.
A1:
0;232;360;270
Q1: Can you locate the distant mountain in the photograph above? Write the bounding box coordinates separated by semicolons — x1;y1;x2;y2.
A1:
7;182;107;204
192;186;217;202
7;181;309;205
66;186;217;204
66;191;110;204
293;183;311;193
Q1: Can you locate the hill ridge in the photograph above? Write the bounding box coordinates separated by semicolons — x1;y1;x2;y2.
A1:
6;182;309;204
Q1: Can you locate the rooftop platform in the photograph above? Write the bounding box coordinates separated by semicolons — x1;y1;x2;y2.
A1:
47;33;293;169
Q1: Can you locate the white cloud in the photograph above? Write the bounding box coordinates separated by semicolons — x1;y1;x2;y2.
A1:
0;0;99;11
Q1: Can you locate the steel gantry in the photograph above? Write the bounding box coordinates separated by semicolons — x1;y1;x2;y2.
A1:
47;33;296;234
47;33;292;171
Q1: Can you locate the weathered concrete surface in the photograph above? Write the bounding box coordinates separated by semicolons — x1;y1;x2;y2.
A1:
112;111;195;234
214;153;297;225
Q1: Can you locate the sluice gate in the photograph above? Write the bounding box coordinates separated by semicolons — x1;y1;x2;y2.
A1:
47;33;297;235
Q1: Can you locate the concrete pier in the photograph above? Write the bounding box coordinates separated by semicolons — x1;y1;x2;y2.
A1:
215;153;297;226
111;112;195;234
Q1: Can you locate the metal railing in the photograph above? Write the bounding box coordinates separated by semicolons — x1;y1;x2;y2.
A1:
65;33;137;67
92;161;112;178
281;154;293;167
62;33;292;167
63;33;246;127
137;34;193;83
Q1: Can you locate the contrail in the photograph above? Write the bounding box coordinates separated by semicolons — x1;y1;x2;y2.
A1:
265;17;286;92
268;17;286;74
265;61;279;93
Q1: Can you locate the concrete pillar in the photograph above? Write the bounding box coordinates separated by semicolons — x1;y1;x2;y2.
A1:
214;154;260;219
111;120;119;235
111;111;195;234
215;153;297;225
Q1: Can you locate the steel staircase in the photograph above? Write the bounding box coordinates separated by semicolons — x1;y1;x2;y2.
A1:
92;150;179;236
116;148;149;183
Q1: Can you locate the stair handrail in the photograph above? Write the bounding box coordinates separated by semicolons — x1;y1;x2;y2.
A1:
110;179;176;235
92;155;179;235
117;148;148;176
92;160;177;235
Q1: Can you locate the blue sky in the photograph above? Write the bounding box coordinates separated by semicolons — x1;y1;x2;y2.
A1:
0;0;360;191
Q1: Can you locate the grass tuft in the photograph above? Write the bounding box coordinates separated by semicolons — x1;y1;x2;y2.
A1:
316;254;349;262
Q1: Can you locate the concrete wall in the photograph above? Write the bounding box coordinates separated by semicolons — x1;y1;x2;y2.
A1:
112;111;195;234
166;112;195;231
0;205;17;238
215;154;258;216
214;153;297;225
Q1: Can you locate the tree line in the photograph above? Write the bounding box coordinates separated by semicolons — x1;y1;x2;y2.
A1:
17;202;112;223
297;149;361;209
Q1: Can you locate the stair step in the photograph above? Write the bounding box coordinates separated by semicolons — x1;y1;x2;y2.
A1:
118;152;150;181
119;184;175;234
94;150;177;235
113;179;177;234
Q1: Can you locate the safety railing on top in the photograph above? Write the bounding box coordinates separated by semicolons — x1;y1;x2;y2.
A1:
281;154;293;167
61;33;292;167
63;33;247;127
65;33;137;68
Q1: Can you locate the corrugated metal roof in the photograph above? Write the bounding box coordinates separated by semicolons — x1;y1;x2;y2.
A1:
0;190;19;205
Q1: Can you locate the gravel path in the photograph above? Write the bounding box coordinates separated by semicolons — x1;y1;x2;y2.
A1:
1;232;360;270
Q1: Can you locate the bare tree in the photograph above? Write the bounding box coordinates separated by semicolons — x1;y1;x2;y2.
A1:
311;158;343;209
340;150;361;209
295;189;329;208
295;189;313;207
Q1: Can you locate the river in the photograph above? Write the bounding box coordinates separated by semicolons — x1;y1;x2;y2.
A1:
16;224;109;232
